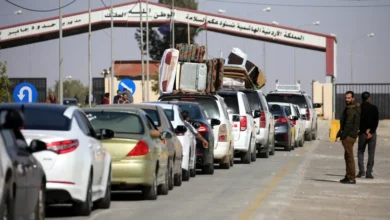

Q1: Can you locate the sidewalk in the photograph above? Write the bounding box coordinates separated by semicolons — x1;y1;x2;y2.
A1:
277;121;390;220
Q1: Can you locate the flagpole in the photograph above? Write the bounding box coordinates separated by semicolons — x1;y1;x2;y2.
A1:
146;0;150;101
139;0;145;102
187;22;190;44
171;0;175;48
205;16;208;60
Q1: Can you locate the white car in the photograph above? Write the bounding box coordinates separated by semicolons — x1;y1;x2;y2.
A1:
6;103;113;216
292;104;306;147
159;94;234;171
242;89;275;158
147;101;197;181
217;90;256;164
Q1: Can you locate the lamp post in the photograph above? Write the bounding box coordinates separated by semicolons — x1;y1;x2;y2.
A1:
350;33;374;83
293;21;320;83
59;0;64;105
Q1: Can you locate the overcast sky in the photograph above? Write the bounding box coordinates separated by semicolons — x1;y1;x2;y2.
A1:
0;0;389;95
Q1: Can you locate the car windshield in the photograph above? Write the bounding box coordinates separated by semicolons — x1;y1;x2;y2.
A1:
0;106;71;131
266;94;308;108
142;109;161;127
161;97;220;119
163;109;174;121
243;92;263;111
85;111;144;134
219;94;239;114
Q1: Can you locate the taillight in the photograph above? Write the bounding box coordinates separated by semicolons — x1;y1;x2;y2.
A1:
275;116;288;123
306;108;311;121
240;116;247;131
260;111;266;128
46;139;79;154
218;124;227;142
198;124;209;133
127;140;149;157
292;120;296;125
19;126;24;130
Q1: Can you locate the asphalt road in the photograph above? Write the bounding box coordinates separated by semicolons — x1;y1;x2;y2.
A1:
46;123;327;220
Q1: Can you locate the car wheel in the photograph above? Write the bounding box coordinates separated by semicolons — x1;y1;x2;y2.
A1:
168;161;174;190
174;162;182;186
251;140;257;161
0;184;14;220
157;165;169;195
299;138;304;147
182;169;190;181
312;127;317;140
142;172;157;200
202;162;214;175
269;138;275;156
94;167;111;209
73;174;93;216
241;142;252;164
284;138;292;151
230;153;234;167
34;180;46;220
305;129;313;141
220;156;231;169
190;154;197;177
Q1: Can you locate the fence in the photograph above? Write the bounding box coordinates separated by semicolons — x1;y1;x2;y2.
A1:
8;78;47;103
335;83;390;120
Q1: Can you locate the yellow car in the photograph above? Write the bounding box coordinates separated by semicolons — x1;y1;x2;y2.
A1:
83;107;171;200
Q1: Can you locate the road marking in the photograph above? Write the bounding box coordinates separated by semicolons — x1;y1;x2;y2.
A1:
238;149;309;220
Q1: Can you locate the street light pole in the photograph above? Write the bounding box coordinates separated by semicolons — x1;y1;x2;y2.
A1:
350;33;374;83
110;0;115;104
59;0;63;105
139;0;145;102
88;0;92;107
293;21;320;83
146;0;150;102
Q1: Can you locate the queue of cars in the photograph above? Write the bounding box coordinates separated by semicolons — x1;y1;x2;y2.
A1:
0;82;321;219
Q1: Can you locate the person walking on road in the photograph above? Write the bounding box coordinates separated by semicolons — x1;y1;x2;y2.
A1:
181;111;208;149
101;93;110;105
357;91;379;179
118;93;131;104
337;91;360;184
45;92;58;104
122;88;134;103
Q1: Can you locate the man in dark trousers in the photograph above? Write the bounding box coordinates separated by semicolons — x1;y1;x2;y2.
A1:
337;91;360;184
357;91;379;179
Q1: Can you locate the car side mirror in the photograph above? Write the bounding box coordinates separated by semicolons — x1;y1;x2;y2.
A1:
161;131;173;140
192;122;201;129
253;110;261;118
96;128;115;140
29;140;47;153
313;103;322;108
175;125;187;134
150;129;161;138
210;118;221;126
0;110;24;129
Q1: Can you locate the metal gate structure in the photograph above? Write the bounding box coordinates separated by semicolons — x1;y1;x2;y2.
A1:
9;78;47;103
92;77;105;105
335;83;390;120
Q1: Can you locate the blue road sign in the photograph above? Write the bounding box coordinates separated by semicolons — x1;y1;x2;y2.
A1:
13;82;38;103
118;78;136;94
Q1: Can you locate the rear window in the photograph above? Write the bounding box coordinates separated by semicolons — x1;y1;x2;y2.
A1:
142;109;161;127
0;107;71;131
219;94;239;114
85;111;144;134
163;109;174;121
266;94;308;108
269;104;282;114
177;104;204;120
161;97;220;119
243;92;262;111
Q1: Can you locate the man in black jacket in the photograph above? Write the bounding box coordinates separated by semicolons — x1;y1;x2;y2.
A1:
337;91;360;184
356;92;379;179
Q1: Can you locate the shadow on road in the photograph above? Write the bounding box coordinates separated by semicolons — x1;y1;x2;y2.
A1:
310;178;340;183
111;191;147;201
325;174;345;177
46;205;89;218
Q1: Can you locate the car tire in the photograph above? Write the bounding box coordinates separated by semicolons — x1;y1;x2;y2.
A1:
230;153;234;167
0;183;14;220
73;174;93;216
34;180;46;220
190;168;197;177
174;162;182;187
158;165;169;195
305;129;313;141
94;167;111;209
299;138;304;147
182;169;190;181
269;138;275;156
142;172;157;200
241;142;252;164
167;160;174;191
312;126;317;140
284;139;292;151
202;163;214;175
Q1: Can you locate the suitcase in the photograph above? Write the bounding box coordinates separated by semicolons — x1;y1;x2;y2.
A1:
179;63;207;92
176;44;206;62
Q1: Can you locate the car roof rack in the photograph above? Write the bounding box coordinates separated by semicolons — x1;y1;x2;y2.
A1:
274;80;304;93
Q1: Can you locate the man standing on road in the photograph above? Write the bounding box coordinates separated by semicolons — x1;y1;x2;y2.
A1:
118;93;131;104
337;91;360;184
113;90;122;104
181;111;208;148
357;91;379;179
123;88;134;103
